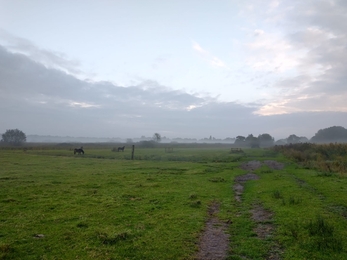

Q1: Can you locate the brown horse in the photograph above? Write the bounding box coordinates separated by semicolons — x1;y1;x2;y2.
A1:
118;146;125;152
74;148;84;154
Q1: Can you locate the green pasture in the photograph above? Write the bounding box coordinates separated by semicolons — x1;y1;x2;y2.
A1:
1;146;347;259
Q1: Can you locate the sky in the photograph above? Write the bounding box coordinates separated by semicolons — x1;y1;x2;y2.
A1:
1;0;347;140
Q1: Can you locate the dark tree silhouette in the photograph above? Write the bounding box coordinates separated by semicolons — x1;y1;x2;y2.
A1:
1;129;26;145
234;136;246;145
311;126;347;143
258;133;274;147
246;134;259;148
287;134;301;144
153;133;161;142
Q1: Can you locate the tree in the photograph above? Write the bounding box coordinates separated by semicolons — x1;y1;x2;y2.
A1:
287;134;301;144
245;134;254;142
234;136;246;145
311;126;347;143
258;133;274;147
246;134;259;148
153;133;161;143
1;129;26;145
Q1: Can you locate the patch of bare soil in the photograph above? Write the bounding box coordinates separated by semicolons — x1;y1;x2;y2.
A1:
195;202;230;260
233;183;244;203
240;160;285;172
234;173;259;202
250;204;274;239
235;160;285;203
240;160;263;171
263;160;284;170
251;205;282;260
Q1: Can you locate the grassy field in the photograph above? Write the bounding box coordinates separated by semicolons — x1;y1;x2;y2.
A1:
1;145;347;259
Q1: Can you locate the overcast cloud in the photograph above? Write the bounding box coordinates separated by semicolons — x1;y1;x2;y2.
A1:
0;0;347;140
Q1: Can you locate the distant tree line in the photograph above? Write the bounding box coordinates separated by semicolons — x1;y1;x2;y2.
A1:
2;125;347;147
234;133;275;148
282;126;347;144
233;126;347;148
275;135;309;145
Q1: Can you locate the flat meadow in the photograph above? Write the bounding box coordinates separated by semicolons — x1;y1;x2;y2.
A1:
1;144;347;259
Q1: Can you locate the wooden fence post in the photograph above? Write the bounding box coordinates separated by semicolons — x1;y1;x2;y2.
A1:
131;145;135;160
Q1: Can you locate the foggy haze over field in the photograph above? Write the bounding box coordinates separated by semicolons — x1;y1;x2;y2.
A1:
1;1;347;141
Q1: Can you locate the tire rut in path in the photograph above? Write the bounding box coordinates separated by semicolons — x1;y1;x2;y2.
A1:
195;202;230;260
233;160;283;260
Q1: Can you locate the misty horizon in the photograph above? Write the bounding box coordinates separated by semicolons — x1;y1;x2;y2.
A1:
1;1;347;140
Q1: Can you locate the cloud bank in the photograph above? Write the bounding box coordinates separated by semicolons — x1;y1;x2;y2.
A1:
242;0;347;116
1;45;346;140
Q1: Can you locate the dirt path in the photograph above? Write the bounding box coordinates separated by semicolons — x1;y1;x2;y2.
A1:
195;202;230;260
196;160;284;260
234;160;283;260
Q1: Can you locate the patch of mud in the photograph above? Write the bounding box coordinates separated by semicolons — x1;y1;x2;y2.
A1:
235;160;285;202
263;160;284;170
195;202;230;260
250;204;274;239
251;204;282;259
233;183;244;203
240;161;263;171
234;174;259;202
241;160;285;172
235;173;260;182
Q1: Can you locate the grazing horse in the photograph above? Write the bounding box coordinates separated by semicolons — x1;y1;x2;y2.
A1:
118;146;125;152
74;148;84;155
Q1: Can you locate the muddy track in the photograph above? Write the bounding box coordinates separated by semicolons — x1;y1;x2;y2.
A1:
195;160;284;259
234;160;283;260
195;202;230;260
234;173;259;202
